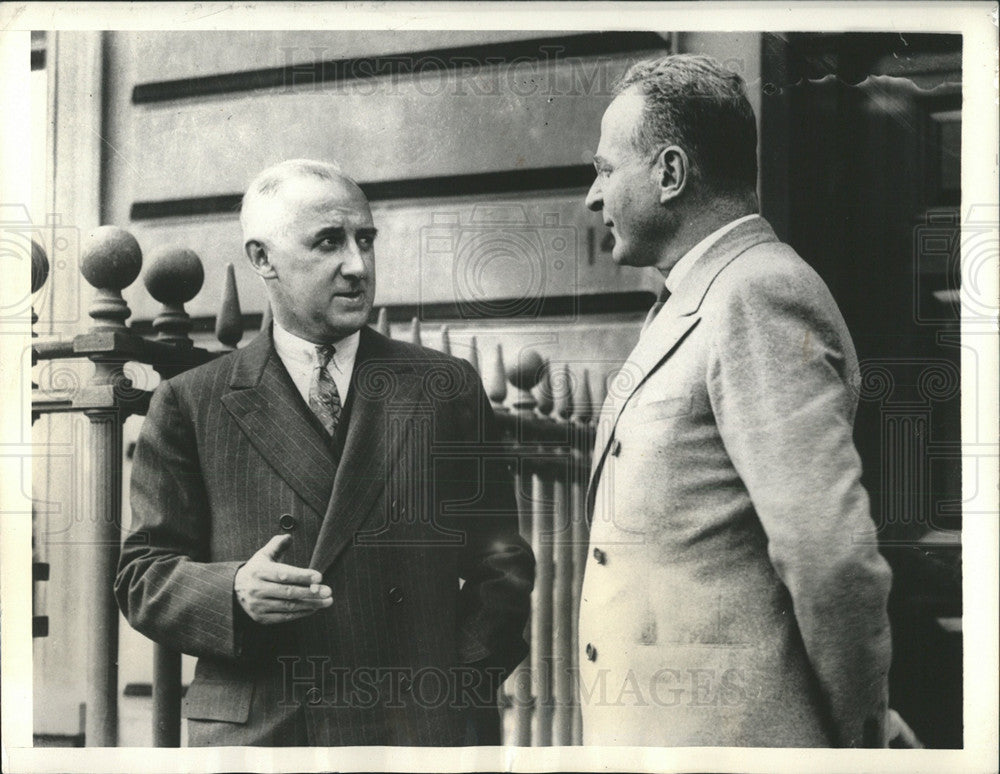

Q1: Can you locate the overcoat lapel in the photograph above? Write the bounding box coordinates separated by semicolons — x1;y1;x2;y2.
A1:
221;328;337;518
587;216;780;512
308;327;426;573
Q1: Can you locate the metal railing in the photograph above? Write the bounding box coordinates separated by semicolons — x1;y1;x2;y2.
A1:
30;226;600;747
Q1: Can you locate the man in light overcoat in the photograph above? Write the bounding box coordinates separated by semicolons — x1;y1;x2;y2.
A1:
578;54;901;747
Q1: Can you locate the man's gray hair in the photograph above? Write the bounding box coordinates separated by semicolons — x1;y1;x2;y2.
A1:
240;159;357;233
615;54;758;194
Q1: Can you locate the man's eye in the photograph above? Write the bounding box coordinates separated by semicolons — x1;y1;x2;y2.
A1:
357;236;375;250
318;236;343;249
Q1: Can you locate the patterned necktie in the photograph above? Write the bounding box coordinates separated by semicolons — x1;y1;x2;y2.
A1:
641;285;671;333
308;344;341;437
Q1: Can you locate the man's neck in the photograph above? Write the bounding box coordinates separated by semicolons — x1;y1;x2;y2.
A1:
654;196;757;277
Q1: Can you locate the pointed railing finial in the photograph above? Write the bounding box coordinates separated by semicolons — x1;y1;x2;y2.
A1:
375;307;390;337
215;263;243;349
410;316;422;346
467;335;480;375
572;368;593;423
553;363;574;421
439;325;451;355
593;367;611;422
485;342;508;408
532;358;554;417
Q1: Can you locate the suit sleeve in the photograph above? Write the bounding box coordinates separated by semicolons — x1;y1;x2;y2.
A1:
446;360;534;678
115;379;245;661
706;265;892;747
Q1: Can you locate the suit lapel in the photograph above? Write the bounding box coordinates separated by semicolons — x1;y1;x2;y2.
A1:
308;328;425;573
587;216;780;510
221;329;336;518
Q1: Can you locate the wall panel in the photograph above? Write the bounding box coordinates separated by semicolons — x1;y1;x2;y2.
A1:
125;190;660;320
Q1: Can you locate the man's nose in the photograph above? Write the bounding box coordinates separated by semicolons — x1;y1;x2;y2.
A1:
585;178;603;212
341;240;368;278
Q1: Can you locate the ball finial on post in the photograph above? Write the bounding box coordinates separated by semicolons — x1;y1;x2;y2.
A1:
80;226;143;331
143;246;204;346
506;349;544;414
31;239;49;295
31;240;49;339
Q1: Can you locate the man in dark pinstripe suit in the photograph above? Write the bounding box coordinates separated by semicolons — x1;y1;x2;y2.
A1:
116;159;534;746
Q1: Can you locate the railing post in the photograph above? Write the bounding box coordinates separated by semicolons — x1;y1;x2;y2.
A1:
550;364;574;745
143;245;207;743
82;407;123;747
152;645;182;746
76;225;144;747
507;351;553;745
569;368;595;745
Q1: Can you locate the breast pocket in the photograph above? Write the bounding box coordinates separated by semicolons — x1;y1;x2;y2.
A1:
181;678;254;724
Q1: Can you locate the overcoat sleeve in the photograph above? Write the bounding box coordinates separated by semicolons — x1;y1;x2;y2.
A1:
115;379;245;661
706;266;893;747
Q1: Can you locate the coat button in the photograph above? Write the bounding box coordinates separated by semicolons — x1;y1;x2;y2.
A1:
387;586;404;604
585;643;597;662
592;547;607;565
610;439;622;456
305;687;322;705
279;513;296;531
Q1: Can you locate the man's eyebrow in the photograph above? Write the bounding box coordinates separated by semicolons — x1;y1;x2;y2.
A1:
312;225;346;241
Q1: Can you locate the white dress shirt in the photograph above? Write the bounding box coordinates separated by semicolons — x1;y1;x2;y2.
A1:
271;321;360;407
664;213;759;294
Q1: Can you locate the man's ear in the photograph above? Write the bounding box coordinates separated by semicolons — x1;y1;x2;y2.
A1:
245;240;277;279
654;145;689;204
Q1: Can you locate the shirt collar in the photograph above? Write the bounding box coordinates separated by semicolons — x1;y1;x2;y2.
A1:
272;320;361;373
664;214;759;294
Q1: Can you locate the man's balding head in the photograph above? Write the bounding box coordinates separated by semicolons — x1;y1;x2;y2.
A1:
242;159;377;343
241;159;366;246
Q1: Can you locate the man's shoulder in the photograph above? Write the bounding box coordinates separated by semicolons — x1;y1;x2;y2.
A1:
712;237;833;307
159;343;241;397
363;329;473;372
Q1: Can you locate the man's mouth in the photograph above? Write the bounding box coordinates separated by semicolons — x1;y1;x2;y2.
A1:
334;289;364;301
602;223;616;250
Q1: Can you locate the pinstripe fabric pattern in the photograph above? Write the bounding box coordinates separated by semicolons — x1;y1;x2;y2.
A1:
116;326;534;746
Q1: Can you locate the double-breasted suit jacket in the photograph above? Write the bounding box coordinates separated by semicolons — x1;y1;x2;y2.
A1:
116;325;534;746
578;217;893;747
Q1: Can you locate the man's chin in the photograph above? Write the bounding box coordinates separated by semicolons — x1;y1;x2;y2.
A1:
321;307;371;340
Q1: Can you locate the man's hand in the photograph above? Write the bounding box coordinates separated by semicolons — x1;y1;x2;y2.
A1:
234;534;332;624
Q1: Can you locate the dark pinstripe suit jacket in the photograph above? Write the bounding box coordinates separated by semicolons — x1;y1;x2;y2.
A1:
115;326;534;746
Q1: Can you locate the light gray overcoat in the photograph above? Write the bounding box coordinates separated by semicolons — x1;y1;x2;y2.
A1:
579;217;892;747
